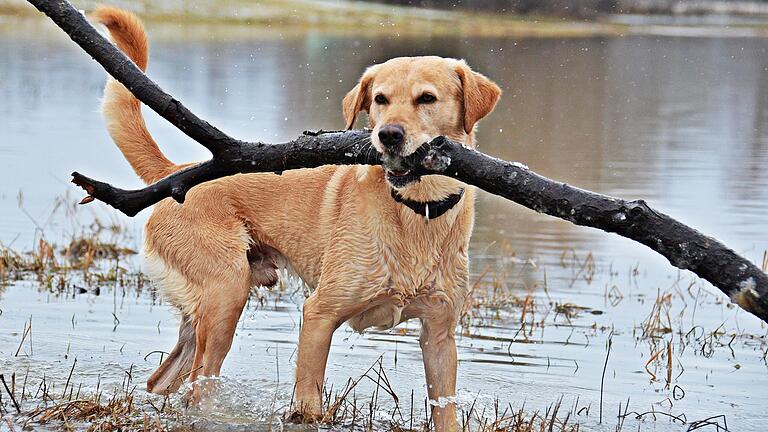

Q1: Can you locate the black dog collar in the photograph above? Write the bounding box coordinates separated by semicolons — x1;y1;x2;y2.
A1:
391;188;465;221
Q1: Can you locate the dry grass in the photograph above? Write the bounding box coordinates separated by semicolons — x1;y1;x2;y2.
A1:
0;205;145;296
283;356;580;432
2;363;180;431
2;357;580;432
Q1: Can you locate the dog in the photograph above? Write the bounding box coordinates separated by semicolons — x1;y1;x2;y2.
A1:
93;6;500;431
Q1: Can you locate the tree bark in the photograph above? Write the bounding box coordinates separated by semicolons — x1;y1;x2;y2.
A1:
71;129;377;216
28;0;768;323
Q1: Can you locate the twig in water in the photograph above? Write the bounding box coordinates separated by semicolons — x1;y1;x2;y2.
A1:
666;341;673;388
0;374;21;413
686;414;729;431
599;331;613;424
620;409;687;425
143;350;169;365
62;358;77;399
691;286;702;327
21;367;29;403
614;397;630;431
112;312;120;332
644;348;664;381
14;318;32;357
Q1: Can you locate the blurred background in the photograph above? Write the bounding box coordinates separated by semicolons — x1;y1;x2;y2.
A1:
373;0;768;18
1;1;767;431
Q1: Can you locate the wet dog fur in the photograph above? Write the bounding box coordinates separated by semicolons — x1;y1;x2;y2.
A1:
92;6;500;431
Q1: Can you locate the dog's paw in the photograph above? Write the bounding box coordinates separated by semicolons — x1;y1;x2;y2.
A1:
285;409;323;424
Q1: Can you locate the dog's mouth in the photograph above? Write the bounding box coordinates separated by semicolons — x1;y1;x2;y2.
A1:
381;152;421;188
385;169;421;188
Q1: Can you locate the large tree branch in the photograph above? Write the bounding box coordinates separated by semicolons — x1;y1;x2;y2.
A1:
28;0;768;323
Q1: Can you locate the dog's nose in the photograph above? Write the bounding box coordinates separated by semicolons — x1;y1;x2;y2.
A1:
378;124;405;150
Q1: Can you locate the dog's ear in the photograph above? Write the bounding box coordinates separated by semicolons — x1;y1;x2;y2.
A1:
342;66;378;130
455;61;501;134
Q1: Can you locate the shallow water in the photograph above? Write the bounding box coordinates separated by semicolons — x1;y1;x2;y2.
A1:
1;16;768;431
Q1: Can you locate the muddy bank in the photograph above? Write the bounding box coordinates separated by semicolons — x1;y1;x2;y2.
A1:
1;0;632;38
368;0;768;18
5;0;768;39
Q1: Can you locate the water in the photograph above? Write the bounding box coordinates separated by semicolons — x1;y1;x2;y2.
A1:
1;16;768;431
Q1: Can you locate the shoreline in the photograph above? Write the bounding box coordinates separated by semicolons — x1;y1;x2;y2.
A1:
3;0;768;39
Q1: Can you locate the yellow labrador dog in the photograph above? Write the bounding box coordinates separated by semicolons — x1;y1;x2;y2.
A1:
93;6;500;430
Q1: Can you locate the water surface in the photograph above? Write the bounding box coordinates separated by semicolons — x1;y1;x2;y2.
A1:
1;17;767;431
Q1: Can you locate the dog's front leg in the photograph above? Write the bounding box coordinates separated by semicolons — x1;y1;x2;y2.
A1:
420;302;459;432
292;292;339;421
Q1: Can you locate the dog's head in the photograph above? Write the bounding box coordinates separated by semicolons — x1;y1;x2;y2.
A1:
343;57;501;188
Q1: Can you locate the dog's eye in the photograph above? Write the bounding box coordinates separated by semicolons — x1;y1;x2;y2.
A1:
374;94;388;105
417;93;437;104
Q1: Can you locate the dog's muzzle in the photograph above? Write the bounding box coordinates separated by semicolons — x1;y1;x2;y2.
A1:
377;128;434;188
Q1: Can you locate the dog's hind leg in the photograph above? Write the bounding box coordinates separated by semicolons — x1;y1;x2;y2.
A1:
147;314;196;394
143;197;256;401
184;270;251;403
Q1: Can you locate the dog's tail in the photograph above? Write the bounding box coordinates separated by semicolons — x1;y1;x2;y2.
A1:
146;314;196;394
92;6;178;184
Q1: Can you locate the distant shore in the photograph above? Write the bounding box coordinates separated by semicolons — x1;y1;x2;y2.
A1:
362;0;768;18
2;0;768;38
